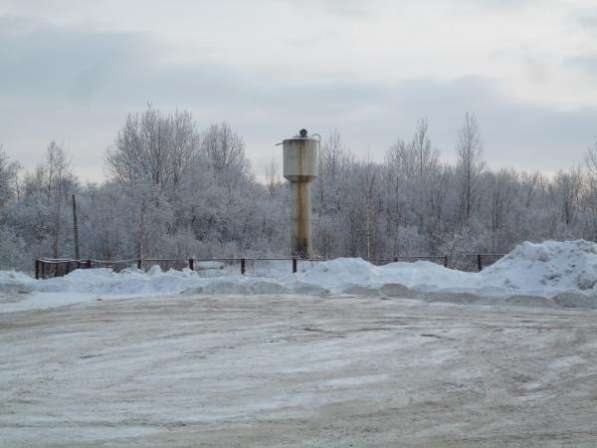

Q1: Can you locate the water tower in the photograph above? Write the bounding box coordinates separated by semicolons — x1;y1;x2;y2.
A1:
282;129;319;258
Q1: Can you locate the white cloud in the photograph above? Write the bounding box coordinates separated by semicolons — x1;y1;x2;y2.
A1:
0;0;596;181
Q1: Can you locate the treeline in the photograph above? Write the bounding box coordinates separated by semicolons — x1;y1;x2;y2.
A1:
0;107;594;271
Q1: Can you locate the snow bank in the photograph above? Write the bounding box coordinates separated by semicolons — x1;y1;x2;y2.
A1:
37;266;201;295
3;240;597;312
0;271;36;295
479;240;597;293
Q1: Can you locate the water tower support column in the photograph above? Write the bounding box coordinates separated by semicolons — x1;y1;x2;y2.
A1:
291;181;312;257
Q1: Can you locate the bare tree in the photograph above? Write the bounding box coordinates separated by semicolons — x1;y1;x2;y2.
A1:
412;118;435;178
487;169;517;251
456;113;485;224
584;143;597;239
316;131;346;208
384;138;408;255
201;123;247;177
554;167;582;227
264;157;280;195
0;146;20;211
362;159;379;259
45;142;72;257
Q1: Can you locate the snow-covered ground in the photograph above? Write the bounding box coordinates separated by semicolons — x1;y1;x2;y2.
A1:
3;240;597;312
2;240;597;446
2;293;597;447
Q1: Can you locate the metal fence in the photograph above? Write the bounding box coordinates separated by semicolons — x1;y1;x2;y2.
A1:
367;254;507;272
35;253;507;280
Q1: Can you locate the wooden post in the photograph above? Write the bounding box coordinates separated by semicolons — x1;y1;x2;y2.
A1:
137;202;145;271
189;258;194;271
72;194;80;261
292;257;298;274
35;259;40;280
444;256;449;268
393;256;398;263
240;258;246;275
477;254;483;271
52;202;61;259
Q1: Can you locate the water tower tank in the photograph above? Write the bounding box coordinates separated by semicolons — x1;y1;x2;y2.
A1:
283;129;319;183
281;129;319;258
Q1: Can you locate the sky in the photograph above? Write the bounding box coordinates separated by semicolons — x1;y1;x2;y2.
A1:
1;0;597;182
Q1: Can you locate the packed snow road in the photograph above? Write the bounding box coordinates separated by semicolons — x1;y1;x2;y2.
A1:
2;293;597;447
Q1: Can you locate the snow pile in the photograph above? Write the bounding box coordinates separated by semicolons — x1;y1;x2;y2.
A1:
37;266;201;295
2;240;597;312
0;271;36;296
290;257;480;293
479;240;597;293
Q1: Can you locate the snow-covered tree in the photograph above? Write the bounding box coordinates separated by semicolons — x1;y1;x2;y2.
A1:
3;107;597;272
455;113;484;225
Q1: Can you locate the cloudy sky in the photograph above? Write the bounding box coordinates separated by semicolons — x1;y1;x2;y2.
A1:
1;0;596;181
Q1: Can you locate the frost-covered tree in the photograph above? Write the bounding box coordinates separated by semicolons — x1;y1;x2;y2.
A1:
16;142;76;258
0;146;20;211
4;107;597;273
455;113;484;225
107;107;200;197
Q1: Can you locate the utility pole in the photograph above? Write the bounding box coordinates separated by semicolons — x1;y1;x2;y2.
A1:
72;194;80;260
138;202;145;270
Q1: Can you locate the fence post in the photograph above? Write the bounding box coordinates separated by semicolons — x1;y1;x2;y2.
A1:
189;258;194;271
35;259;40;280
393;256;398;263
292;257;298;274
477;254;483;271
137;259;143;270
86;259;92;269
444;256;448;268
240;258;246;275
